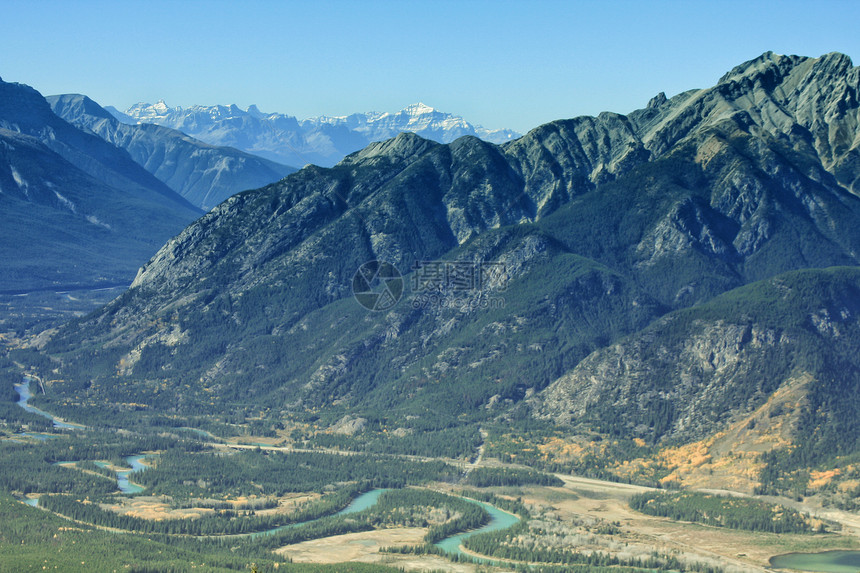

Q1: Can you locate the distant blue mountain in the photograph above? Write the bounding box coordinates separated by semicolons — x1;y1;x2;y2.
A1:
114;101;521;167
50;94;296;210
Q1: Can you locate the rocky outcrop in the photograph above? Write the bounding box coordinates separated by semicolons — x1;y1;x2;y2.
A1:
329;415;368;435
536;267;860;443
538;320;791;441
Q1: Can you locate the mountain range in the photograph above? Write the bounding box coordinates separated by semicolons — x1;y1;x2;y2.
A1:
27;52;860;490
48;95;296;210
110;101;521;168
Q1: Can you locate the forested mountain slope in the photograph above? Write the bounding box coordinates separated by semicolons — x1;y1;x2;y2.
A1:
39;54;860;479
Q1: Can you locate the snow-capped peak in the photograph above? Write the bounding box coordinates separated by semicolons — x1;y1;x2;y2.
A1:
403;102;436;115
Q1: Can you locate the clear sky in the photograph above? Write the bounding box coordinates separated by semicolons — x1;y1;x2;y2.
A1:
2;0;859;134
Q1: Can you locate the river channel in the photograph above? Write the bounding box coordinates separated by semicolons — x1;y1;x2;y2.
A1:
95;455;148;494
247;487;519;560
14;378;519;558
14;375;83;431
434;497;520;557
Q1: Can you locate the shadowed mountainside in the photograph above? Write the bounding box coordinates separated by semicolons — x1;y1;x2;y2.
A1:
0;78;201;292
48;94;296;210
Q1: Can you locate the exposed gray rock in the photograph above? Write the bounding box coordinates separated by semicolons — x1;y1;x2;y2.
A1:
537;320;791;441
330;415;368;435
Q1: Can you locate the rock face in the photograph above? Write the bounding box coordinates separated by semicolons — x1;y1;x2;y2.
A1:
44;53;860;455
539;319;791;441
114;101;521;167
0;79;201;292
330;415;368;435
536;267;860;452
639;52;860;192
48;94;296;210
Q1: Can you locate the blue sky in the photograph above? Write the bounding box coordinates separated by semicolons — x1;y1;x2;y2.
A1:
2;0;859;134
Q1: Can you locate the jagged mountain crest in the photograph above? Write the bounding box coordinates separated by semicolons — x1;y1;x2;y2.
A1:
70;52;860;328
630;51;860;192
305;101;518;143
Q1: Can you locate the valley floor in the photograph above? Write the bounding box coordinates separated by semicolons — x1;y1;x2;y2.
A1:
4;372;860;573
283;478;859;572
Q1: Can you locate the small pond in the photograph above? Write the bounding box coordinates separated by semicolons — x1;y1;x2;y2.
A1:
770;550;860;573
